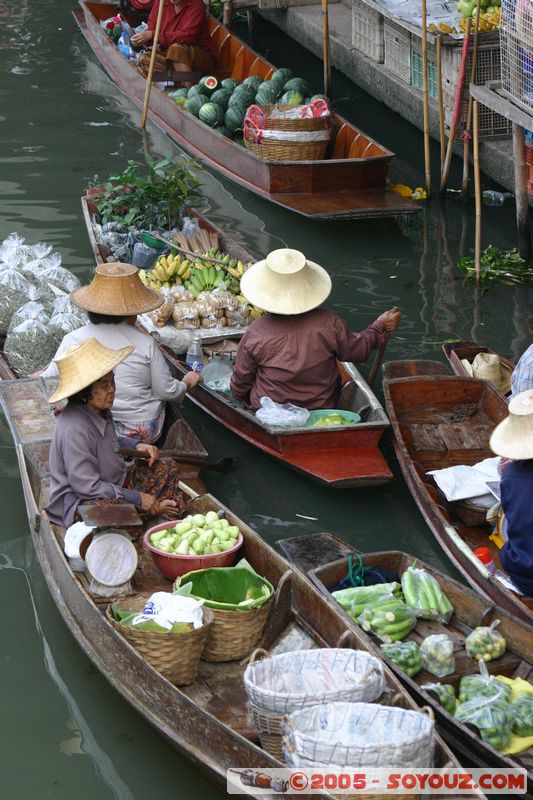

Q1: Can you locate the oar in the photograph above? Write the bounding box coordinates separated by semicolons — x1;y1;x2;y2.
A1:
118;447;234;472
367;306;399;388
140;0;166;130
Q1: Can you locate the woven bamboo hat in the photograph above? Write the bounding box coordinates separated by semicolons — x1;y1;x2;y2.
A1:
48;338;134;404
490;389;533;459
470;352;512;394
240;248;332;315
71;263;162;315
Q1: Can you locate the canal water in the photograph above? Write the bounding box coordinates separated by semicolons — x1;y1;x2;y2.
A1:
0;1;531;797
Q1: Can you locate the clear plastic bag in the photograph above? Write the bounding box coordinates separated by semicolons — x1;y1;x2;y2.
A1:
40;264;81;293
465;619;507;662
172;301;200;330
420;634;455;677
332;582;402;623
131;241;159;269
458;661;512;704
401;564;454;622
0;232;27;264
255;396;309;428
455;689;513;751
0;269;34;329
380;641;423;677
421;682;457;715
4;306;57;375
359;600;416;643
181;216;200;237
148;290;174;327
511;694;533;737
50;294;88;327
202;359;233;392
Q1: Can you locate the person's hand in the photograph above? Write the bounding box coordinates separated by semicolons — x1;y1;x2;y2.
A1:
182;370;203;390
139;493;177;517
131;29;153;46
375;308;401;333
136;442;159;466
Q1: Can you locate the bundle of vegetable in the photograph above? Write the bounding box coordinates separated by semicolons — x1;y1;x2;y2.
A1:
359;600;416;643
465;620;506;661
150;512;241;556
381;641;422;677
421;682;457;715
511;694;533;737
420;634;455;677
455;690;513;751
401;565;454;622
332;582;402;622
459;662;512;704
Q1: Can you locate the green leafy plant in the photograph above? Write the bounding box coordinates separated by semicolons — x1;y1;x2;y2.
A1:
458;246;533;285
90;153;202;230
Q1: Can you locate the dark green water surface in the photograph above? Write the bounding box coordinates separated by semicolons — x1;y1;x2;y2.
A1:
0;1;531;797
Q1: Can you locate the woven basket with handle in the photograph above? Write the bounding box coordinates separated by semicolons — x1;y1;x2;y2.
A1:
244;133;328;162
106;593;212;685
252;101;330;132
201;598;273;662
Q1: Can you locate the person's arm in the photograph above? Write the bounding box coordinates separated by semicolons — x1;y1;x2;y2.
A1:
334;309;401;362
130;1;157;45
173;0;208;44
149;344;189;403
230;336;257;400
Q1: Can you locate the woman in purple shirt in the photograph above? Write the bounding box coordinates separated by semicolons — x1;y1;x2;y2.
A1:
46;337;183;529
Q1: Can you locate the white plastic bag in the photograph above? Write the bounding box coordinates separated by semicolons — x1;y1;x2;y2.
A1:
256;396;309;428
202;359;233;392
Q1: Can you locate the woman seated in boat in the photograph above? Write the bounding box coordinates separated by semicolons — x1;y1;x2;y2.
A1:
230;248;401;411
131;0;216;84
490;389;533;597
45;338;183;530
39;263;201;443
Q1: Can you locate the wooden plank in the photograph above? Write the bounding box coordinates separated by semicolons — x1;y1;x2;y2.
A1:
469;82;533;130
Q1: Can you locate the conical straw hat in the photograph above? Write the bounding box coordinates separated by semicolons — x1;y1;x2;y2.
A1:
471;352;512;394
490;389;533;460
240;248;332;315
48;338;134;404
71;263;162;315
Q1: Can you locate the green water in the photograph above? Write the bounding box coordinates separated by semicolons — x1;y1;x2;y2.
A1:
0;1;531;797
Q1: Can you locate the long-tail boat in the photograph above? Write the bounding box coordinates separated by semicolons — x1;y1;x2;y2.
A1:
0;375;460;799
280;533;533;798
73;1;419;221
381;359;533;624
443;341;514;397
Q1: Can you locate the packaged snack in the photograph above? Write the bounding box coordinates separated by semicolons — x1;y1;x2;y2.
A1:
420;634;455;677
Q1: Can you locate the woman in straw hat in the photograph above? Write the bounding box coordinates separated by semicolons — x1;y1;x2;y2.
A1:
45;338;185;529
39;263;201;443
489;389;533;597
230;249;401;411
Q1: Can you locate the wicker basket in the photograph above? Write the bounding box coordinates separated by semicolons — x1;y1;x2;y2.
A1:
250;702;285;762
106;593;212;685
244;133;328;162
201;598;273;662
257;103;329;132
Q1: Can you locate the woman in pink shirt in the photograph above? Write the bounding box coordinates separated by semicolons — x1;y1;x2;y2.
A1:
230;249;401;411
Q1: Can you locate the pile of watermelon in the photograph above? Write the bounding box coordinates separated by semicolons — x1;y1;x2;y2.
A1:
168;69;329;143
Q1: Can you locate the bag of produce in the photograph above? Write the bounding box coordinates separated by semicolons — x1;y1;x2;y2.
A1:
421;682;457;714
420;634;455;677
401;564;454;622
0;232;28;264
49;294;88;328
511;694;533;737
332;582;401;623
0;268;33;329
4;304;57;375
465;619;506;662
455;690;513;751
40;262;81;293
359;599;416;643
381;640;423;677
458;661;512;704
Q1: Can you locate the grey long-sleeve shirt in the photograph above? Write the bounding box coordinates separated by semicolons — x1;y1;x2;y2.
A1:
45;403;142;528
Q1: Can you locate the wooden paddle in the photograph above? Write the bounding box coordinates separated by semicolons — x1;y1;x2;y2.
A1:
367;306;399;388
140;0;166;130
118;447;233;472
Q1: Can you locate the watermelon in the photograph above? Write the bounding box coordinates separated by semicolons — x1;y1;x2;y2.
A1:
221;78;239;92
210;88;231;110
185;94;209;116
169;87;188;100
187;84;204;98
255;86;278;106
229;84;256;107
199;75;219;95
214;126;233;138
280;90;304;106
224;105;245;133
173;96;187;107
199;102;225;127
243;75;263;90
283;77;309;95
270;68;292;86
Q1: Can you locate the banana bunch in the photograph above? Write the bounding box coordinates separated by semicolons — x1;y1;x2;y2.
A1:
458;6;501;29
226;259;251;279
139;254;191;291
184;265;226;298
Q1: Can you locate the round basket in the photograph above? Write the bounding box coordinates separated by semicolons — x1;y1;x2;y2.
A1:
258;103;329;132
244;133;328;162
106;593;213;685
201;598;273;662
250;702;285;762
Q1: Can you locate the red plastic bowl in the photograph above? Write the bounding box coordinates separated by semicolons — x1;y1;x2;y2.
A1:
143;520;244;581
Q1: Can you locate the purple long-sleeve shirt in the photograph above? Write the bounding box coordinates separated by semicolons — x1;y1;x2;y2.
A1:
230;308;385;410
45;403;142;528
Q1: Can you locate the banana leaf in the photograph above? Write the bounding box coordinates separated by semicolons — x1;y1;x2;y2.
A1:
173;558;273;610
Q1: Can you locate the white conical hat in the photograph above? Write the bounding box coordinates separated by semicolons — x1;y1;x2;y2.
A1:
240;248;332;315
471;352;512;394
490;389;533;459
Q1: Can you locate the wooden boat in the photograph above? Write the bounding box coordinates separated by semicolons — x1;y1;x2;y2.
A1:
279;533;533;797
381;359;533;623
163;348;393;487
0;377;460;799
443;341;514;397
73;1;419;221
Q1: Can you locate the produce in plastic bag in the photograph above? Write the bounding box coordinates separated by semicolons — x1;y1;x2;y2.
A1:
381;641;423;677
0;232;27;264
256;396;309;428
9;301;48;331
40;263;81;293
455;690;513;751
511;694;533;737
420;634;455;677
332;583;402;623
359;600;416;643
458;661;512;704
401;564;454;622
4;306;57;375
50;294;88;327
465;620;506;662
421;682;457;714
0;268;33;329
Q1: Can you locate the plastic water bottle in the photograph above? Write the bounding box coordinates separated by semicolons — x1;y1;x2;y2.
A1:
186;336;203;372
482;190;513;206
117;32;133;60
